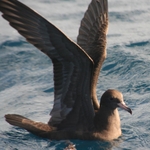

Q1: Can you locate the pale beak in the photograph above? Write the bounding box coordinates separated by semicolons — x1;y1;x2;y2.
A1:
117;102;132;114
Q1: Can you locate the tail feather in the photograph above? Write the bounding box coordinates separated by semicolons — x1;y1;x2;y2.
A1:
4;114;95;140
5;114;55;136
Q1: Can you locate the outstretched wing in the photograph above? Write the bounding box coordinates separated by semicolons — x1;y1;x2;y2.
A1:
0;0;95;131
77;0;109;110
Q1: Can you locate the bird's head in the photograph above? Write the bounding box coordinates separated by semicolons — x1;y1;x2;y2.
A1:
100;89;132;114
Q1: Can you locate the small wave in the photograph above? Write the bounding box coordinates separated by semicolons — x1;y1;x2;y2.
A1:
102;63;117;71
0;40;27;49
44;88;54;93
109;10;146;22
126;41;150;47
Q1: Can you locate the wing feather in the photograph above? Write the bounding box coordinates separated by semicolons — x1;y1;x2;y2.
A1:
77;0;109;110
0;0;95;131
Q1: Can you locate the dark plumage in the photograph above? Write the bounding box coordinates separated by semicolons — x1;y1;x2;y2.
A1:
0;0;132;141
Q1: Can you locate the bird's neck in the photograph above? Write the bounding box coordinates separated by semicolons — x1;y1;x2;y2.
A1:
94;105;122;140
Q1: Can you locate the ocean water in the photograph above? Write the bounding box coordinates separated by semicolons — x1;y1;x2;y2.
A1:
0;0;150;149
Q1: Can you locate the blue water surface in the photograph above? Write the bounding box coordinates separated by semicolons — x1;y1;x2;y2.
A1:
0;0;150;149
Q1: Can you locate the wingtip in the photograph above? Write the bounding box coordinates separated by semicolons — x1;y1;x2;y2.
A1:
4;114;12;121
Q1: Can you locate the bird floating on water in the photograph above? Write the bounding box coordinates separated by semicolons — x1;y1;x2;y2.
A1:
0;0;132;141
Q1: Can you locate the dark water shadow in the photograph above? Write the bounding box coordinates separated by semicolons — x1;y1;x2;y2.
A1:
126;41;149;47
0;40;27;49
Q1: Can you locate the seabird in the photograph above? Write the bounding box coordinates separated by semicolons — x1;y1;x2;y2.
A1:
0;0;132;141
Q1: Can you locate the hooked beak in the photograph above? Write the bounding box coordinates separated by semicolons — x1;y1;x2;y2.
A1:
117;102;132;114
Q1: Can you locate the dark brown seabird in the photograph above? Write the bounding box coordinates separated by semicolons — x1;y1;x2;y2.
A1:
0;0;132;141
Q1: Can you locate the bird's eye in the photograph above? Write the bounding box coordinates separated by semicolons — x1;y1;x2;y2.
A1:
110;97;114;101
